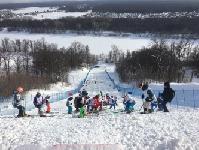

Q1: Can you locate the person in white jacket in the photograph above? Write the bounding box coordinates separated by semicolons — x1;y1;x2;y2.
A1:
139;83;156;114
13;87;26;117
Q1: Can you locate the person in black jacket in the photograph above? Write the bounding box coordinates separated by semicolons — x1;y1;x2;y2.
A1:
159;82;175;112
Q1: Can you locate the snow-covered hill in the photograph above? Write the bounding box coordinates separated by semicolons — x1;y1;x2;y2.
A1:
0;63;199;150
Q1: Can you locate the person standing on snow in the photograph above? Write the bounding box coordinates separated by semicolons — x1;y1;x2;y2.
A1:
44;95;51;113
13;87;26;117
109;96;116;110
66;96;73;114
75;94;82;112
33;92;45;117
158;82;175;112
81;89;88;97
139;82;156;114
86;96;93;113
123;95;136;113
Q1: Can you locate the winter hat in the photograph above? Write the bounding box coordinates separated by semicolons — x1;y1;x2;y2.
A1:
142;83;148;91
68;97;73;101
36;92;41;97
164;82;170;88
45;95;50;99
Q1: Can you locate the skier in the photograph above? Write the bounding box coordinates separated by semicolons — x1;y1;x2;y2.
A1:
86;96;93;113
109;96;116;110
123;95;136;113
93;95;101;112
114;96;118;106
66;96;73;114
13;87;26;117
104;93;110;105
81;89;88;97
79;105;86;118
44;95;51;113
139;82;156;114
158;82;175;112
75;94;82;112
33;92;45;117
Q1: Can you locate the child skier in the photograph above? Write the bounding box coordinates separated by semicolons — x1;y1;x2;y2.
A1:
139;82;156;114
86;96;93;113
66;96;73;114
79;105;86;118
124;96;136;114
44;95;51;113
33;92;45;117
109;96;116;110
93;95;101;112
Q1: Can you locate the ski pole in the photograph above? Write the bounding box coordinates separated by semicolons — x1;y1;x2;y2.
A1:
139;104;144;111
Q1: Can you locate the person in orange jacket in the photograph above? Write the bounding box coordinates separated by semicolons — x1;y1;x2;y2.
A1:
45;95;51;113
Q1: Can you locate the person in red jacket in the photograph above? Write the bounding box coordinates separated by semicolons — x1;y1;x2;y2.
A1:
93;95;103;111
93;95;100;111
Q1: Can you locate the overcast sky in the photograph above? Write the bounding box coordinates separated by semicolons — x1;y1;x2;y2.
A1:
0;0;53;3
0;0;198;4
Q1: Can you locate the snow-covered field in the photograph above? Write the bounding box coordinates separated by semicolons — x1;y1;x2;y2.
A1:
0;63;199;150
0;30;151;54
1;30;199;55
11;7;57;14
32;11;90;20
9;7;91;19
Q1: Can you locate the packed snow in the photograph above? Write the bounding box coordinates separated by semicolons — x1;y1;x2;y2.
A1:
0;63;199;150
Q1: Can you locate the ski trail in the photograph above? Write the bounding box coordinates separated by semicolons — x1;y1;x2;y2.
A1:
82;65;122;100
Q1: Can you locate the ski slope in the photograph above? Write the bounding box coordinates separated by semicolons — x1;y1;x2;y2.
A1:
0;63;199;150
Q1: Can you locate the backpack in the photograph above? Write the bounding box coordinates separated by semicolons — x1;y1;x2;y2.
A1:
13;93;20;108
13;93;19;108
166;88;175;102
33;96;43;108
145;89;155;102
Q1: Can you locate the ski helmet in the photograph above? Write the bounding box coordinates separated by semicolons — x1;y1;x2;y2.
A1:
45;95;50;99
36;92;41;97
17;87;24;93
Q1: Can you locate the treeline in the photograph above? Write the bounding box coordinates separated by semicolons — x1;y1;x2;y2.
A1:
1;17;199;35
0;38;96;96
110;40;199;83
1;0;199;13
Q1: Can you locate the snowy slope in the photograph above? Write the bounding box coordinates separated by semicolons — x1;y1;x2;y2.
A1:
0;63;199;150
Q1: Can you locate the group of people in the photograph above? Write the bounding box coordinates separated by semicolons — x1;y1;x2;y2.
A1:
33;92;51;117
13;88;51;117
139;81;175;114
12;81;175;117
65;89;138;118
66;89;121;118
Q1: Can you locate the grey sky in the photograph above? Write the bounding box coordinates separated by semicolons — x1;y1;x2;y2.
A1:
0;0;198;4
0;0;53;3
